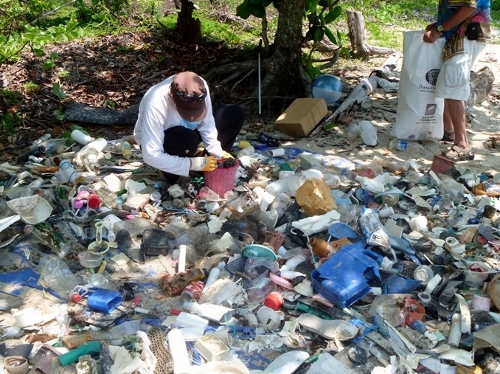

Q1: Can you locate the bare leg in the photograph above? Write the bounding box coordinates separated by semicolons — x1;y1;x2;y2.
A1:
443;101;454;133
445;99;468;149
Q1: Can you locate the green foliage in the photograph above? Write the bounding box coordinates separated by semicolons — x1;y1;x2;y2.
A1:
52;83;67;99
0;113;21;135
53;109;65;121
23;82;40;93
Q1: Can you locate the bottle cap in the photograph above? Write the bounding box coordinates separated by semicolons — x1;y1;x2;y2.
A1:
263;291;284;310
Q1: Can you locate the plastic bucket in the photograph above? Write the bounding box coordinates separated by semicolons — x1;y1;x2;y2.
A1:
431;154;455;174
204;161;239;197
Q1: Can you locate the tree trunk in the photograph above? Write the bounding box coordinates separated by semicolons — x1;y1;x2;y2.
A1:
261;0;309;110
175;0;202;45
347;10;395;58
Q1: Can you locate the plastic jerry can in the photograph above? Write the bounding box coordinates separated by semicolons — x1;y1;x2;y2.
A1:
311;243;382;309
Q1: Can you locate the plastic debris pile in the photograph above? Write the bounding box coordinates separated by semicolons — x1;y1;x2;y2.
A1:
1;130;500;374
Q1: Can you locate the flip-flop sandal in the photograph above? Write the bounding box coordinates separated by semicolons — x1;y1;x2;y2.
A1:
441;130;455;142
297;313;359;341
443;145;474;162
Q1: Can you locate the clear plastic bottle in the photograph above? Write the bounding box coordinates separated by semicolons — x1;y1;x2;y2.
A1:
389;139;426;154
120;141;132;160
359;120;378;146
38;254;80;301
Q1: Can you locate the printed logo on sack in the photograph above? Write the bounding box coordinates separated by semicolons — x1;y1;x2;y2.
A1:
425;69;440;86
425;104;438;116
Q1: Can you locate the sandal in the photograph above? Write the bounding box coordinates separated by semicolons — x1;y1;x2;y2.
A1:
443;145;474;161
441;130;455;142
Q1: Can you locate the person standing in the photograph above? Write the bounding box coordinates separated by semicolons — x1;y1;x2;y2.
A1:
423;0;491;161
134;71;245;183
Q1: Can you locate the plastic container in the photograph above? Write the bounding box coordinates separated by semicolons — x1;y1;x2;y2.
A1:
204;161;239;197
38;255;80;300
389;139;426;154
311;243;382;308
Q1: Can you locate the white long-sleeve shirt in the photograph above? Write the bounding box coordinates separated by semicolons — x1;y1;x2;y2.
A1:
133;76;224;176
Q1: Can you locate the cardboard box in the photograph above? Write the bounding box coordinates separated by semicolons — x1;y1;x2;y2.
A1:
274;98;328;137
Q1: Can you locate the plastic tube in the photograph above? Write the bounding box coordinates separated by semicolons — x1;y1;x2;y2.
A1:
178;245;187;273
167;328;190;374
448;313;462;347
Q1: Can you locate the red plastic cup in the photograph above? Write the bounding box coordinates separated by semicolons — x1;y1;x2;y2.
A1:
264;291;284;310
87;194;101;209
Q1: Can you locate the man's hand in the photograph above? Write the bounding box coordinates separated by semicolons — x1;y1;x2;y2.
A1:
221;152;234;159
423;24;441;43
190;156;217;171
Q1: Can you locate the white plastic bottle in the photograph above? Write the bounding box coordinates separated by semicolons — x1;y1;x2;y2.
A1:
389;139;426;154
71;130;95;145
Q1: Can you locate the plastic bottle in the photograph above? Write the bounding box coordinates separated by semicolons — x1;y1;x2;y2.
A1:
120;141;132;159
38;138;67;155
159;268;208;297
38;254;80;301
56;160;79;185
202;266;221;293
359;120;378;146
309;237;334;259
71;130;95;145
389;139;426;154
381;193;399;207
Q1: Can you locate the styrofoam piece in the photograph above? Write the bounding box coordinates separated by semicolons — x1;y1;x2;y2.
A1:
291;210;341;236
7;195;52;224
263;350;310;374
306;352;356;373
176;312;209;330
194;334;229;361
0;215;21;233
297;313;358;341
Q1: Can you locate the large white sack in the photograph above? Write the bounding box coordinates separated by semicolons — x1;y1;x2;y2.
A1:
392;30;446;141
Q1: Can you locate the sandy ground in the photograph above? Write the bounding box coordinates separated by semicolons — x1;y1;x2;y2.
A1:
287;41;500;177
